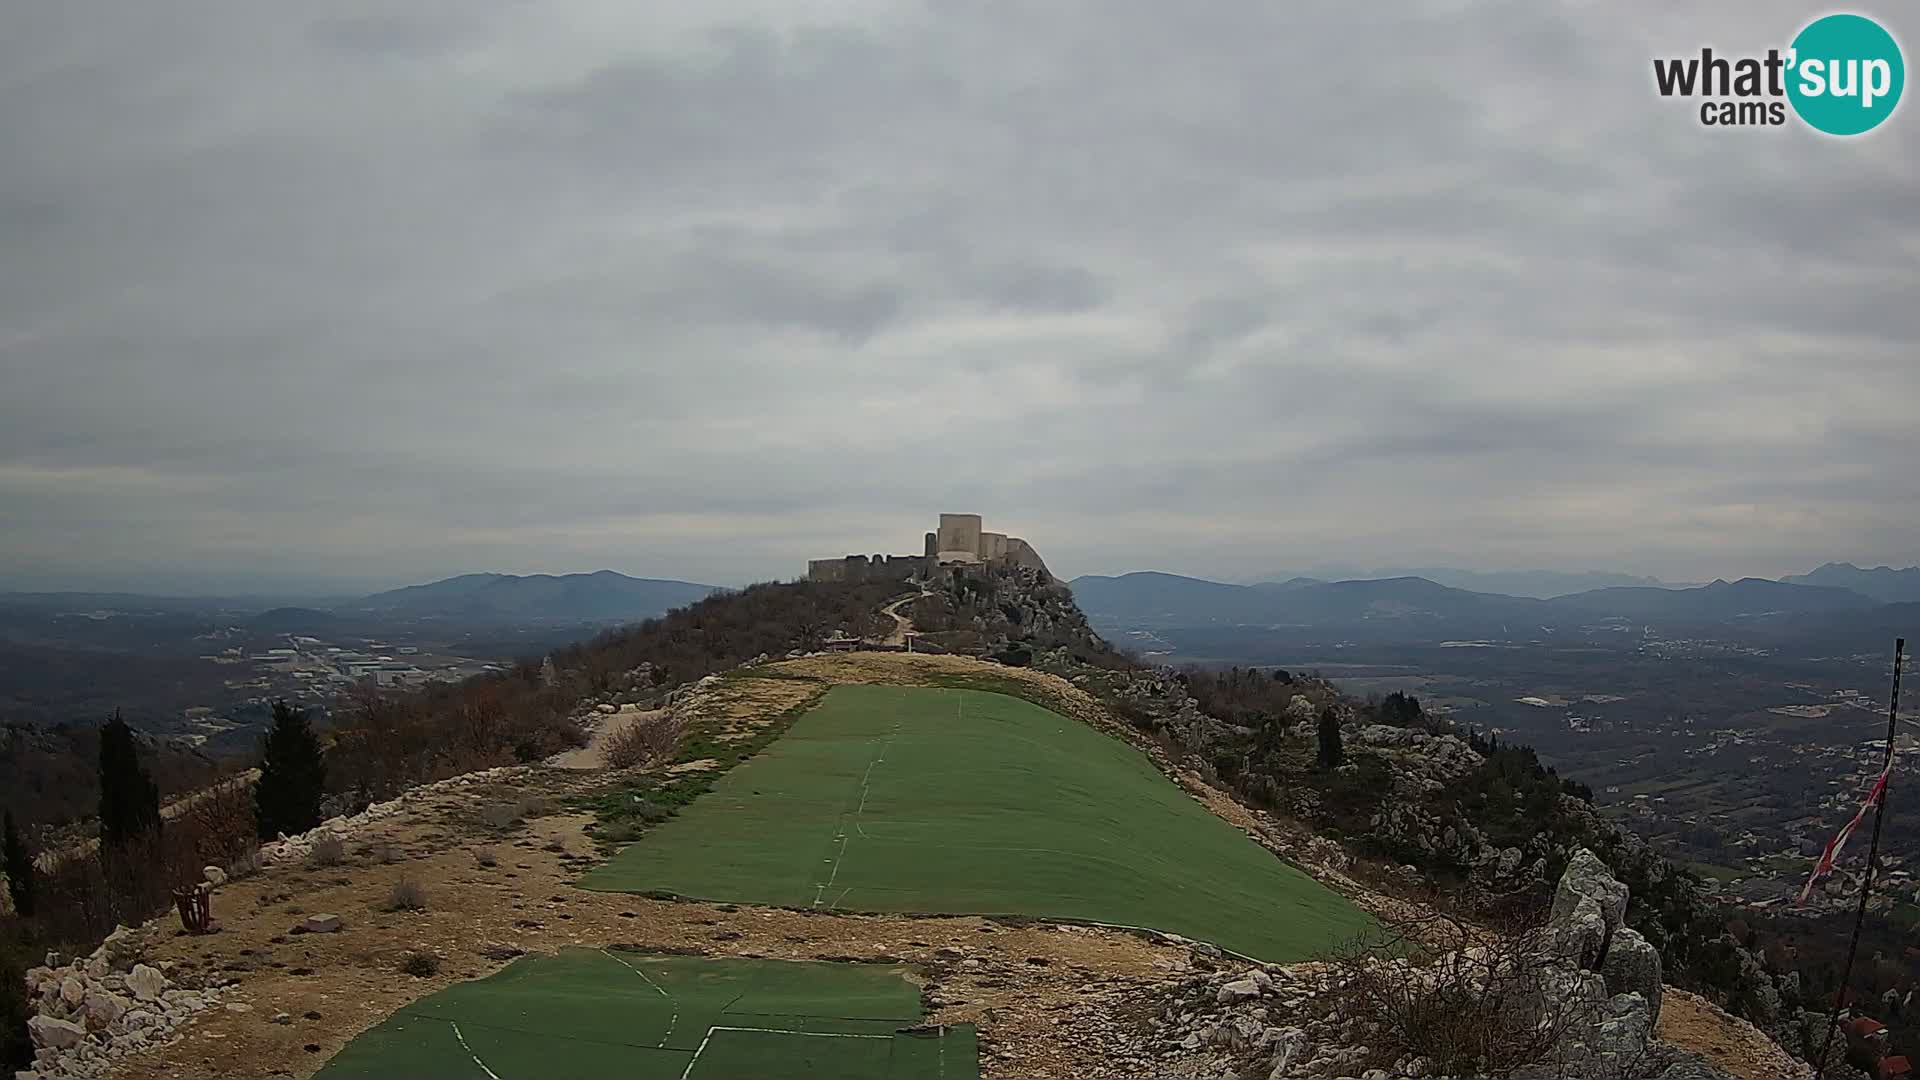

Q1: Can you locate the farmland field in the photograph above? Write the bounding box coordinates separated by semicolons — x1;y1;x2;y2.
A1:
581;684;1370;961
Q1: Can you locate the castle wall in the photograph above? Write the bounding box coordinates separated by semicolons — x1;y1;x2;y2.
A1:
1003;538;1050;578
808;558;851;582
808;554;926;583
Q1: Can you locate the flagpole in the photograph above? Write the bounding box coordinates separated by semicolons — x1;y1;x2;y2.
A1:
1816;637;1905;1080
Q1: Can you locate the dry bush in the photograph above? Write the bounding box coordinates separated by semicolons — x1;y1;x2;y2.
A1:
1325;903;1587;1079
384;877;427;912
399;950;440;977
225;847;264;882
306;834;345;868
363;841;399;865
603;714;687;770
478;802;519;830
473;846;497;869
29;780;259;951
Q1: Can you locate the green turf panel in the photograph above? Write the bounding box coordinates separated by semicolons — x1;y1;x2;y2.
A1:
317;951;971;1080
402;950;679;1049
888;1024;978;1080
580;684;1372;960
455;1023;692;1080
314;1013;491;1080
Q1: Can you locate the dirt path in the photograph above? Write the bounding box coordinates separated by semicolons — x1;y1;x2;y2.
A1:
1658;988;1813;1080
547;705;664;770
877;591;927;647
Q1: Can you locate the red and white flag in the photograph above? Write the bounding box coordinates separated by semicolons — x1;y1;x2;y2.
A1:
1798;768;1891;904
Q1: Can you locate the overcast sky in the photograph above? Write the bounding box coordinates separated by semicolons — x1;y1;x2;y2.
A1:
3;2;1916;593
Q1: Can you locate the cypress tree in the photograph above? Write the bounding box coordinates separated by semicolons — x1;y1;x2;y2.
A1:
255;701;327;839
2;810;32;917
98;711;161;845
1316;706;1345;770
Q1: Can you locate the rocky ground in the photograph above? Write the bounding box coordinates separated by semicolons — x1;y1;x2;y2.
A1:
14;652;1810;1080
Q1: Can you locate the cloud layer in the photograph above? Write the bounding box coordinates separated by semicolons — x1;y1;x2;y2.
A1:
4;1;1916;591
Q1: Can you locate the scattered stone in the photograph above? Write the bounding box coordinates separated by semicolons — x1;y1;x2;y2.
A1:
127;964;167;1002
27;1016;86;1050
303;914;343;934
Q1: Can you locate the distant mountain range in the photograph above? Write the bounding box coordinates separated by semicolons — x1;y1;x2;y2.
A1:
1782;562;1920;605
348;572;720;623
1069;568;1901;632
1250;568;1674;599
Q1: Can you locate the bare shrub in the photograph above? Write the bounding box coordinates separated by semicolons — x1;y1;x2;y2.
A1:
603;714;686;770
473;846;497;869
399;950;440;977
478;803;519;830
363;841;399;865
306;834;345;868
224;847;263;882
1325;903;1587;1079
515;796;554;819
384;877;427;912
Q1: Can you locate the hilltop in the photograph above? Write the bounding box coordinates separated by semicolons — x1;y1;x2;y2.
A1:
3;569;1828;1080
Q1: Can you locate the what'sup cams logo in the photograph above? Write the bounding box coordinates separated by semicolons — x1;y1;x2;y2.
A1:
1654;13;1904;134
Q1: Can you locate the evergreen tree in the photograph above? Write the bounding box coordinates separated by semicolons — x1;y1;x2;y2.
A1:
254;701;327;840
1316;706;1345;770
98;711;161;846
2;810;32;917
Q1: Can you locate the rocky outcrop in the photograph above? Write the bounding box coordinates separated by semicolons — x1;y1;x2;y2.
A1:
1144;850;1734;1080
17;923;222;1080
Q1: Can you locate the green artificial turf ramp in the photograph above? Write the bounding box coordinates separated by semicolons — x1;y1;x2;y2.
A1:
581;684;1371;960
315;950;972;1080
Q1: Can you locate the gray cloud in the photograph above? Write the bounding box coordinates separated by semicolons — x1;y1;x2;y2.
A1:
2;0;1916;592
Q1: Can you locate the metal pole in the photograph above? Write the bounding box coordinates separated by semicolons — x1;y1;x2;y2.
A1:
1816;638;1905;1079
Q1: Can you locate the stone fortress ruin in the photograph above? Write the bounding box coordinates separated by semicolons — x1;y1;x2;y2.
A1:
807;513;1050;583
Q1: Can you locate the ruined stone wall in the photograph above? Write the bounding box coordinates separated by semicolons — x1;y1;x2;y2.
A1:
1004;538;1050;578
808;558;852;582
808;554;926;583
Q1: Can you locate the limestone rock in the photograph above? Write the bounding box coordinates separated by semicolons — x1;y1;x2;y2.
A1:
126;965;167;1003
1552;849;1628;941
1600;927;1663;1022
303;913;343;933
82;990;128;1030
1216;977;1263;1004
27;1016;86;1051
202;865;227;888
59;978;85;1008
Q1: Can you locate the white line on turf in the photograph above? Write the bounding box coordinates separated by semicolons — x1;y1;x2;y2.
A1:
448;1020;503;1080
815;720;895;906
677;1026;896;1080
601;948;678;1047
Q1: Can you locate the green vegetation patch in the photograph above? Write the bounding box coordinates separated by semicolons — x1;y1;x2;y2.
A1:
315;949;974;1080
580;684;1372;961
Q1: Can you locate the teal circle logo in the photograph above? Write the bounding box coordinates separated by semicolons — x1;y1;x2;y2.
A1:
1787;14;1904;135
